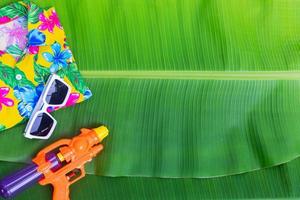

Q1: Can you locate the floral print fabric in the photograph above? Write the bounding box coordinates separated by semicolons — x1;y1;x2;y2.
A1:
0;0;92;131
0;16;27;55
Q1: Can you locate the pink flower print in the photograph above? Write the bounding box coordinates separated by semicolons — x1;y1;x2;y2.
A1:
0;87;14;111
38;13;54;33
38;10;62;33
0;17;11;25
49;10;62;29
65;93;80;107
28;46;39;54
0;50;5;56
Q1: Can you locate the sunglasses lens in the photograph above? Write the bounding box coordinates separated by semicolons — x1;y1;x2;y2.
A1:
29;113;54;137
45;79;69;105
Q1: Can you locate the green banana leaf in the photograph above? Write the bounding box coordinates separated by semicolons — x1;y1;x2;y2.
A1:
1;0;300;199
2;79;300;178
3;157;300;199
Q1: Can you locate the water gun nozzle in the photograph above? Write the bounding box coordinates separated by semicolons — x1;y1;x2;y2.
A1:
93;126;109;142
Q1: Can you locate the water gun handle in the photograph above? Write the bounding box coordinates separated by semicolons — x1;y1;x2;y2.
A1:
52;178;70;200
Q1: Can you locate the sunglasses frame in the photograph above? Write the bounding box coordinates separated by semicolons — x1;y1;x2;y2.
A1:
24;74;71;139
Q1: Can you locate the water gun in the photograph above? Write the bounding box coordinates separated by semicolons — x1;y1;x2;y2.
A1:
0;126;109;200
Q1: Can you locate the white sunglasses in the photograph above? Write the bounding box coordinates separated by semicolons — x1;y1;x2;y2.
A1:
24;74;71;139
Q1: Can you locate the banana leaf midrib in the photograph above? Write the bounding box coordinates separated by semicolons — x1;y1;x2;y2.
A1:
81;71;300;80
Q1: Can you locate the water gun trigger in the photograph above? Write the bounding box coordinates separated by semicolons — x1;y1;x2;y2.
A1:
66;167;86;184
49;163;86;200
52;167;86;200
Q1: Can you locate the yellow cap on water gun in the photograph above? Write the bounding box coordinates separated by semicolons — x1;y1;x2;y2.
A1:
93;126;109;142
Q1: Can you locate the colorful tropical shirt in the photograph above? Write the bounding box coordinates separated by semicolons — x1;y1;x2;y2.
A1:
0;0;92;131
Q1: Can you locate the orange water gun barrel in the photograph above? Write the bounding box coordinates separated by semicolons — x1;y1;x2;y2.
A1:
32;126;109;200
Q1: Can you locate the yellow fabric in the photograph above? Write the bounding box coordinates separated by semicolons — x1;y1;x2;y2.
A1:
0;1;91;131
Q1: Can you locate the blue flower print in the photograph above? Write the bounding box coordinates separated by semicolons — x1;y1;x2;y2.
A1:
43;42;72;73
83;89;92;99
14;84;44;118
27;29;46;46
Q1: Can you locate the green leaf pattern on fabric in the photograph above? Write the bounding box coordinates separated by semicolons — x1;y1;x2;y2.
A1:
28;3;42;24
56;68;66;78
0;124;5;131
6;45;24;58
33;62;50;84
65;63;89;94
0;1;27;19
0;63;17;88
14;67;35;88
